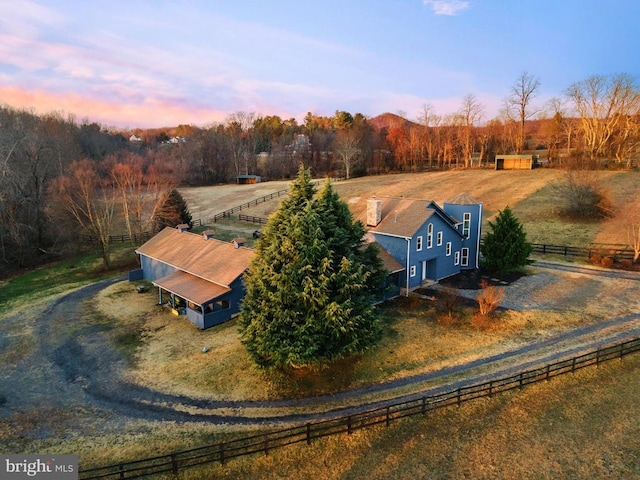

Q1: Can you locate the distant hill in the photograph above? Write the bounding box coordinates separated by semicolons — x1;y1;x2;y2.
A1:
368;112;419;130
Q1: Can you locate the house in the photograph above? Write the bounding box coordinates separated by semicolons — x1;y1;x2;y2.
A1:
361;193;482;295
494;154;539;170
132;227;254;329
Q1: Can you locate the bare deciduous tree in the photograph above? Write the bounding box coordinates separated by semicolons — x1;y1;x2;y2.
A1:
335;134;361;179
477;280;505;317
615;188;640;262
110;153;176;241
51;159;116;269
503;71;541;153
565;73;640;161
458;93;484;167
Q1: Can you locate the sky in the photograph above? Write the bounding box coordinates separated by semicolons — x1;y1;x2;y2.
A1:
1;0;639;129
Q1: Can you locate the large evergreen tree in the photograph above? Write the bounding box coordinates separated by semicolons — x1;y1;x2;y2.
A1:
153;189;192;231
480;206;533;274
238;166;384;370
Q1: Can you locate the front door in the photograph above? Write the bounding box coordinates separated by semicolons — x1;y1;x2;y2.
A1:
422;259;436;283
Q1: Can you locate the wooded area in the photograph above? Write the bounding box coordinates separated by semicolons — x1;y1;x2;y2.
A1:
2;72;639;273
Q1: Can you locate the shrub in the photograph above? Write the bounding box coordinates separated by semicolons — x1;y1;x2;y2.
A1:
601;257;614;268
438;286;460;320
590;253;602;264
553;170;613;219
476;281;505;317
480;206;533;274
620;259;633;270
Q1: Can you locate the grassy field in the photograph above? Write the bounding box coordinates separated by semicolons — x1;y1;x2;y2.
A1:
173;357;640;480
185;169;640;247
0;243;138;316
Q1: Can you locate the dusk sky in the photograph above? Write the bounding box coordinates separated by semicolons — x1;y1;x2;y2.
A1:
2;0;639;129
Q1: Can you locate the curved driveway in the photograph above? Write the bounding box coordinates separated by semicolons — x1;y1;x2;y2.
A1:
2;260;640;427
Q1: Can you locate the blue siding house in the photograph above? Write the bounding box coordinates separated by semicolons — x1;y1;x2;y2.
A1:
362;193;482;295
133;227;254;329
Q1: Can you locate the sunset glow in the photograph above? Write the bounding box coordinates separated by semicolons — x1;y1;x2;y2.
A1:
1;0;638;128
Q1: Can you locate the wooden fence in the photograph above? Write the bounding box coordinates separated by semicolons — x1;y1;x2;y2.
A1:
237;214;268;225
531;243;636;262
210;189;288;223
78;336;640;479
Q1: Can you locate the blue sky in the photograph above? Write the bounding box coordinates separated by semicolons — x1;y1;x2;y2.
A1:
1;0;638;128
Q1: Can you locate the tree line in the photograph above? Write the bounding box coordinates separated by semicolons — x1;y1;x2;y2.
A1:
1;71;639;274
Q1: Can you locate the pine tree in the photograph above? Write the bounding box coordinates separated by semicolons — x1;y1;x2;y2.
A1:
238;166;384;370
480;206;533;274
153;189;192;231
314;180;387;299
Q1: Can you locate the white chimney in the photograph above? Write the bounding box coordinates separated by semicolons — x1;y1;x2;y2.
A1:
367;198;382;227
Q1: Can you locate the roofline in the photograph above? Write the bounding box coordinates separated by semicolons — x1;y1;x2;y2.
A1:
137;251;243;288
370;231;411;240
151;283;229;306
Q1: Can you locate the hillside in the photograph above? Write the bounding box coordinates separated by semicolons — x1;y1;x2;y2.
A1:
368;112;419;130
182;169;639;247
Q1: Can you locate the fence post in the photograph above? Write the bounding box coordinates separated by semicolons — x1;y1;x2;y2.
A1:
306;423;312;445
421;397;426;415
596;349;601;366
571;357;576;372
545;365;550;381
519;372;524;389
347;416;352;435
457;388;462;406
264;434;269;455
171;454;178;475
386;406;390;427
620;342;626;359
219;443;225;465
118;463;125;479
488;381;493;397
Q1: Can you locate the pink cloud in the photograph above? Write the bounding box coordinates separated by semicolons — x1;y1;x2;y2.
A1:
0;85;228;128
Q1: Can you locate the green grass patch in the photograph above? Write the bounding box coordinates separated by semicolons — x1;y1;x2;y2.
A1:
0;243;138;317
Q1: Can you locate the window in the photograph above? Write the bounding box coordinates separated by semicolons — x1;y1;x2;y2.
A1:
454;251;460;265
437;231;443;246
427;223;433;248
463;212;471;237
410;266;417;277
216;299;230;310
461;248;469;266
446;242;451;256
416;235;423;251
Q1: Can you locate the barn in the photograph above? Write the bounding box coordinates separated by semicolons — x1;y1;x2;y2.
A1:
236;174;262;184
495;154;538;170
133;227;254;329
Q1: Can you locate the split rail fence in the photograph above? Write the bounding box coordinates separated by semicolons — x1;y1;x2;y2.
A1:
79;336;640;479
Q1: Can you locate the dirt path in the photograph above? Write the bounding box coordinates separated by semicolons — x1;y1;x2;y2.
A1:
2;262;640;433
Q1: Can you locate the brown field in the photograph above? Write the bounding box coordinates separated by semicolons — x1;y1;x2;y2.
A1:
182;169;640;246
